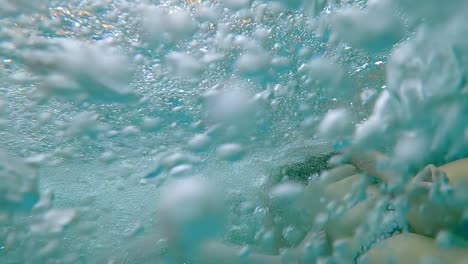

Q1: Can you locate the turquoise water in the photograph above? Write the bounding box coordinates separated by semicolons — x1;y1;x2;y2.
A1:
1;0;468;263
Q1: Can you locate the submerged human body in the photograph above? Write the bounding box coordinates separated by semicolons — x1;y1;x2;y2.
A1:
105;152;468;264
196;152;468;263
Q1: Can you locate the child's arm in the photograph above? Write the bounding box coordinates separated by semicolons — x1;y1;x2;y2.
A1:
438;158;468;185
361;233;468;264
405;163;464;237
347;149;396;182
344;149;467;237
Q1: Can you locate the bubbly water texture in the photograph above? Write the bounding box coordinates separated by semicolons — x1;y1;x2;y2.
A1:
1;0;468;263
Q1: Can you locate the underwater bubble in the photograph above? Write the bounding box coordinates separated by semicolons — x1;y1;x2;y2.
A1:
158;177;225;248
30;208;78;234
303;57;344;90
271;56;291;70
318;108;354;142
272;0;303;10
144;163;164;179
332;239;352;260
0;0;46;16
238;245;250;260
397;79;425;118
121;125;140;136
195;5;220;21
167;8;198;36
32;190;54;214
393;131;430;167
22;38;136;102
252;27;272;42
391;0;466;26
301;242;316;263
169;164;194;177
166;52;204;79
282;225;303;246
353;93;398;149
330;2;404;53
279;248;296;264
235;51;271;75
124;221;145;238
221;0;252;10
25;153;52;168
216;143;245;161
140;5;196;45
256;229;275;251
204;80;259;128
99;151;118;164
435;230;456;248
161;152;201;169
141;117;163;132
360;88;378;105
0;150;39;212
35;239;60;259
300;115;321;137
420;257;445;264
269;182;304;206
388;29;463;100
188;133;211;152
60;111;101;139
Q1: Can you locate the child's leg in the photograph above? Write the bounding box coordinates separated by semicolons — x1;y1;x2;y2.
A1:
359;233;468;264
